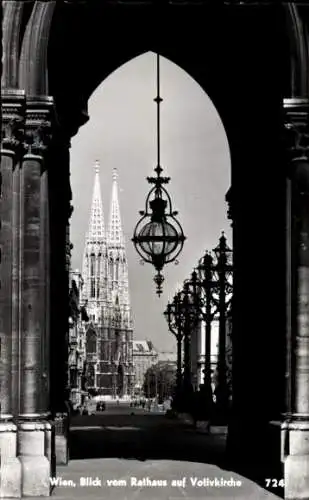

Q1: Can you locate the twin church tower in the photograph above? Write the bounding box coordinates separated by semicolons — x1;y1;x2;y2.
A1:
81;160;134;397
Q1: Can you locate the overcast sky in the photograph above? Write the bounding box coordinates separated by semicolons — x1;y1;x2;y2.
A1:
70;52;231;354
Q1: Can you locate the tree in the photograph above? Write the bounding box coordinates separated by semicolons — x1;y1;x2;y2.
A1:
143;362;176;403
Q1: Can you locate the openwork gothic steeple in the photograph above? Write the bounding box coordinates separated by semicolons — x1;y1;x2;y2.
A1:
107;167;132;327
81;162;133;327
107;167;124;247
81;160;108;323
81;162;134;397
88;160;105;241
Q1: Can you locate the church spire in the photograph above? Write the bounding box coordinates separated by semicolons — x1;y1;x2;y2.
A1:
81;160;108;323
87;160;105;241
107;167;124;247
107;168;132;323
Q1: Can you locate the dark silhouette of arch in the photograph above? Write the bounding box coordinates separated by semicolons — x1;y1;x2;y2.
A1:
46;2;296;140
3;2;303;129
44;7;290;477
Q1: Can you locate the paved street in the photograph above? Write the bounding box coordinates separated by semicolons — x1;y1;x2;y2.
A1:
47;403;282;499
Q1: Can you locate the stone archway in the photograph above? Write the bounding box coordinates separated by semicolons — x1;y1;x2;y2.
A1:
46;2;294;484
1;2;309;498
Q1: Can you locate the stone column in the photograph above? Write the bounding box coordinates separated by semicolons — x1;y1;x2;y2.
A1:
283;97;309;499
17;96;54;497
48;140;72;466
0;89;25;498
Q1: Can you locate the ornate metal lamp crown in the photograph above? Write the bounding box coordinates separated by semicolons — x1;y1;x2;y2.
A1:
213;231;232;264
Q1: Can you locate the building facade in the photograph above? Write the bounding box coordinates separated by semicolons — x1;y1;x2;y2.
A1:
190;309;233;401
132;340;158;395
81;162;134;398
190;318;220;391
68;270;88;409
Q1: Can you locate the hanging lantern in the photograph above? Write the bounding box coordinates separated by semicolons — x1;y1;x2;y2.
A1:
132;54;186;296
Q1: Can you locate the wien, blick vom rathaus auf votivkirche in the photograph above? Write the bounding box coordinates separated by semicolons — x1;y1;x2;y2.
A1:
81;161;134;398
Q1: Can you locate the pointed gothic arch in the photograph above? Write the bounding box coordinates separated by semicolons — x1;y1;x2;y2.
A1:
45;3;301;138
43;3;302;470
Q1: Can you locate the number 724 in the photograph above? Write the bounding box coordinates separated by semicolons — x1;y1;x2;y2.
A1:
265;479;285;488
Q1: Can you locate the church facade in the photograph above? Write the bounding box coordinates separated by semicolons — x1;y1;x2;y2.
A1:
81;161;134;398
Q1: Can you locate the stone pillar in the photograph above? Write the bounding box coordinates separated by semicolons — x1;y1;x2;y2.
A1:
283;97;309;500
17;96;54;497
53;203;73;465
0;89;25;498
48;139;72;466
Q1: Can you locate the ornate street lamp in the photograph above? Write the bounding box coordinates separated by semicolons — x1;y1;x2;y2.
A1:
196;252;216;390
178;280;199;391
184;267;216;420
212;231;233;418
164;295;183;393
132;53;186;296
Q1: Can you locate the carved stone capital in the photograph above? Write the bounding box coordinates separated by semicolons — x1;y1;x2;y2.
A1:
1;90;26;157
284;98;309;164
23;96;54;159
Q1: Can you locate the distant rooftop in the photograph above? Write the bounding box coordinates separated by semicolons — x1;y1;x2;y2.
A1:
132;340;157;354
132;341;176;360
157;351;176;362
